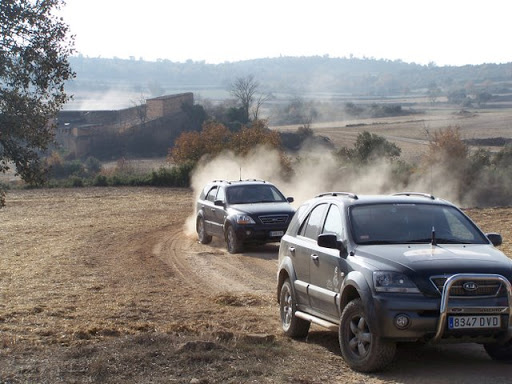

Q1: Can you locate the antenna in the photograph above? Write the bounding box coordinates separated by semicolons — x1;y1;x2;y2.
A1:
239;166;242;181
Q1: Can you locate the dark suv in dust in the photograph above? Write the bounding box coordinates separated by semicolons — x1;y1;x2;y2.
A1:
196;179;295;253
277;192;512;372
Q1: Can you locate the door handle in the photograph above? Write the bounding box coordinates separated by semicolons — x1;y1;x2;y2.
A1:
311;254;319;262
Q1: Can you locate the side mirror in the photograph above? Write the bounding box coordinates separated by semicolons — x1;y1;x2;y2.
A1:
318;233;347;255
486;233;502;247
287;197;294;203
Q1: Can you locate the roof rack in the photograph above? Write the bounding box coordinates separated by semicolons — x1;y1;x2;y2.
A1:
393;192;436;200
240;179;266;183
315;192;358;200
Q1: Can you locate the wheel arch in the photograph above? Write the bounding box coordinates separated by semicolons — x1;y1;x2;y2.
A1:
196;211;206;229
339;270;380;335
222;217;236;240
277;257;296;304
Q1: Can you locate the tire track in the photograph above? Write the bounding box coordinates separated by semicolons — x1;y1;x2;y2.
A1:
152;226;277;295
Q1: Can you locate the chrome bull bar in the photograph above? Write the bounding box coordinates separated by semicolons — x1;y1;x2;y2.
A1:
432;273;512;343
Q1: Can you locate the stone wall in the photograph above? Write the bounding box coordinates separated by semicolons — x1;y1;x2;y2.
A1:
146;93;194;120
55;93;194;158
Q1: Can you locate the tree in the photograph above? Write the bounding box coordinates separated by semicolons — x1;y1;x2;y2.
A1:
424;126;468;164
169;119;284;165
131;94;147;125
337;131;401;164
0;0;75;207
229;75;269;124
427;81;441;104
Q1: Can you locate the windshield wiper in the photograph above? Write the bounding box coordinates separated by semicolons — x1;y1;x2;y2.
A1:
435;238;473;244
406;238;473;244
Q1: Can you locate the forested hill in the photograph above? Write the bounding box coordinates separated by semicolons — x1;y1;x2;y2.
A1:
67;55;512;98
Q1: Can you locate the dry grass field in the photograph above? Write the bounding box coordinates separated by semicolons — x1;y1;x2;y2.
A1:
1;187;512;383
272;105;512;164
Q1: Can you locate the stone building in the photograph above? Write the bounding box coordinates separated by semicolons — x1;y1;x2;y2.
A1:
55;93;194;158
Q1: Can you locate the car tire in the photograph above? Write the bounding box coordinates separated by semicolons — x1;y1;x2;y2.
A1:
197;217;212;244
339;298;396;372
279;279;310;338
226;225;243;254
484;339;512;361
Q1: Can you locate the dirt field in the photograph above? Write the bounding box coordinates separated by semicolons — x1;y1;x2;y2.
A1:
1;187;512;383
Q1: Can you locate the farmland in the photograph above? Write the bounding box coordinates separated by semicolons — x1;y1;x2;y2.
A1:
1;187;511;383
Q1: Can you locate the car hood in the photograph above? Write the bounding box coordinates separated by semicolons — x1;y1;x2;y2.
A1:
228;202;295;216
354;244;512;276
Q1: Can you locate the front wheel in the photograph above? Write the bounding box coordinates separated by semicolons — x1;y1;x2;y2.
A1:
226;226;243;254
339;298;396;372
484;339;512;361
197;217;212;244
279;279;310;338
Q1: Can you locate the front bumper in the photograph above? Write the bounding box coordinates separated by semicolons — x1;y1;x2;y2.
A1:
233;225;288;243
372;274;512;343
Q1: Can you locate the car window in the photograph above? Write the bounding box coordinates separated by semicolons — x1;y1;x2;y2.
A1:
322;204;343;239
216;187;225;203
349;203;488;245
206;186;218;202
300;203;327;240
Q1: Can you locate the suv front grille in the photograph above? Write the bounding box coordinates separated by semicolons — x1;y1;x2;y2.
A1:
430;276;505;297
258;215;289;225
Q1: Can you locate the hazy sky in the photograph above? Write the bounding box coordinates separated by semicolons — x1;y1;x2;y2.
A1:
60;0;510;66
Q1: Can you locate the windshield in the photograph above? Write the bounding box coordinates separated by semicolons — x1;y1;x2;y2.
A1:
349;203;489;245
226;185;286;204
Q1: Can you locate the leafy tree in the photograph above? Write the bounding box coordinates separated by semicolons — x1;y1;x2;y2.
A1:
181;102;208;131
169;131;203;164
476;91;492;107
0;0;75;207
337;131;401;164
201;121;231;155
229;119;281;156
447;89;468;105
169;119;284;165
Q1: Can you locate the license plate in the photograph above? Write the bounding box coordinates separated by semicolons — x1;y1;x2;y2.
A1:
448;315;501;329
270;230;284;237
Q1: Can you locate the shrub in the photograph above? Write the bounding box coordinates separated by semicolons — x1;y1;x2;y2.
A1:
337;131;401;164
84;156;102;175
93;174;109;187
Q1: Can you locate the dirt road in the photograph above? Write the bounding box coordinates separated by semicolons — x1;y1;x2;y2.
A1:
1;187;511;383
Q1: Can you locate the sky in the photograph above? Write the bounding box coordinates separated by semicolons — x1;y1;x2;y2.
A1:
59;0;510;67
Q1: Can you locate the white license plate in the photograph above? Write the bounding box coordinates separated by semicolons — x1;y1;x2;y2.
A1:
448;315;501;329
270;230;284;237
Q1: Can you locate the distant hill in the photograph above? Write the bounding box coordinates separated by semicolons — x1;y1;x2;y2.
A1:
67;56;512;102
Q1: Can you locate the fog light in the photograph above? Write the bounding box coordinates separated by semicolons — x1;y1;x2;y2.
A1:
394;314;410;329
245;230;252;236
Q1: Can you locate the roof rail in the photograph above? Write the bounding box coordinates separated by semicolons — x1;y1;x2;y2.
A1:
315;192;359;200
393;192;436;200
212;179;230;184
239;179;266;183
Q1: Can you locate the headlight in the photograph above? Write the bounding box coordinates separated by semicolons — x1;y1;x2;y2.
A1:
235;214;255;225
373;271;420;293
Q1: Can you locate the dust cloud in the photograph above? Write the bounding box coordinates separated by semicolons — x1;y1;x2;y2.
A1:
183;145;460;236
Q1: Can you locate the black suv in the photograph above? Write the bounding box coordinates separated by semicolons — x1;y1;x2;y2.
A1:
196;179;295;253
277;192;512;372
